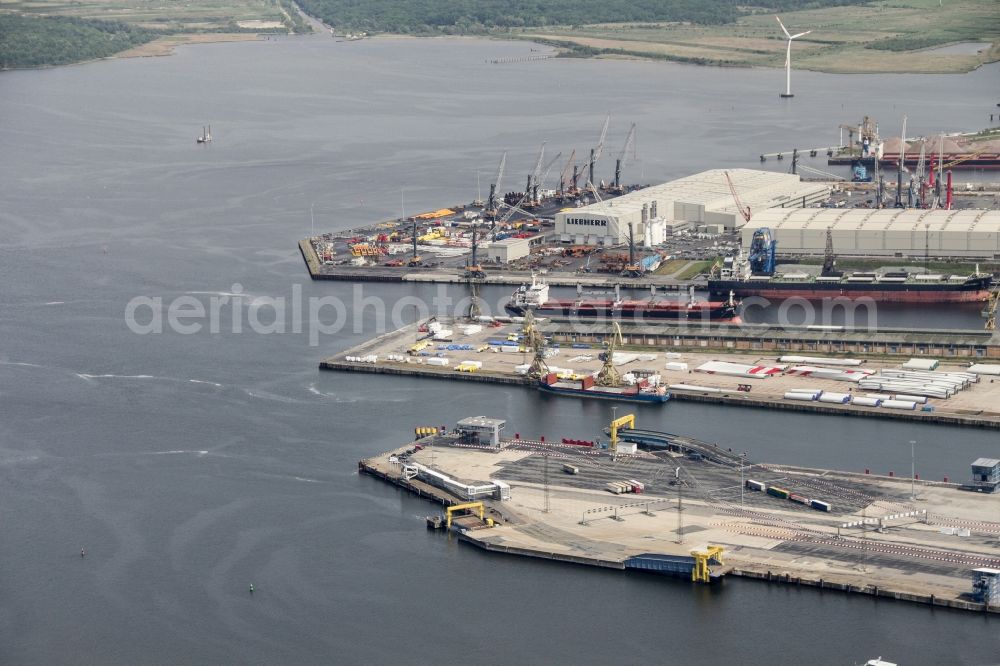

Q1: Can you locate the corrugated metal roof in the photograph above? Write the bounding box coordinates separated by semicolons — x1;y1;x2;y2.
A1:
572;168;829;219
744;208;1000;233
971;457;1000;468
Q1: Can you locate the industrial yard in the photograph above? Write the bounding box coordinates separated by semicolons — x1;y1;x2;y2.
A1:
324;317;1000;428
360;417;1000;612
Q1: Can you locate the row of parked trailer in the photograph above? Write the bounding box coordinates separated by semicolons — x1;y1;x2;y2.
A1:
606;479;646;494
745;479;831;512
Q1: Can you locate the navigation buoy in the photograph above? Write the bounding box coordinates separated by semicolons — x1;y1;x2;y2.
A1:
80;548;85;558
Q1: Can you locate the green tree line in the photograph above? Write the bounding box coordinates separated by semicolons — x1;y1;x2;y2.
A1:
295;0;871;34
0;14;157;69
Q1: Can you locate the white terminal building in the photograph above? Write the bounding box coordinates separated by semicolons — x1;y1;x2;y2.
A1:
554;168;830;246
742;208;1000;259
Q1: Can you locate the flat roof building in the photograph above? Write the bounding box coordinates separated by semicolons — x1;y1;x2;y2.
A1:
741;208;1000;259
485;237;530;263
555;169;830;245
455;416;505;448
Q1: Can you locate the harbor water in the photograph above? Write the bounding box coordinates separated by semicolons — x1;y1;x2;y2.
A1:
1;34;998;663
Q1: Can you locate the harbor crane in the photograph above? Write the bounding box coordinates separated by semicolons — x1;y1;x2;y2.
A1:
609;412;635;455
485;151;507;220
724;171;752;224
530;151;563;207
559;150;576;196
525;142;546;207
464;222;487;280
894;115;907;208
611;123;637;193
621;223;643;278
520;309;550;379
595;321;623;387
587;113;611;193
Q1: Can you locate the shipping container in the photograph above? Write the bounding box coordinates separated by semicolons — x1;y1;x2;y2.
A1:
746;480;766;492
789;493;809;504
810;500;832;512
766;486;790;499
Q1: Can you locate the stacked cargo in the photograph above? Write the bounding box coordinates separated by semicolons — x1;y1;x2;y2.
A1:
695;361;785;378
858;368;977;400
785;366;874;382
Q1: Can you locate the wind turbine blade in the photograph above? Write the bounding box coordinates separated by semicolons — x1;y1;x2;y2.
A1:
790;30;812;40
775;15;791;39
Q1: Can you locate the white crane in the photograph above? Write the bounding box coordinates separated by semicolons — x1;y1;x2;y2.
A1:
776;16;812;98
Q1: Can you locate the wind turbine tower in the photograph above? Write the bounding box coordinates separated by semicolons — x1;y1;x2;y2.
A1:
776;16;812;98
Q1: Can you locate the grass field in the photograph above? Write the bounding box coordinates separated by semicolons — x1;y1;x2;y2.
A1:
0;0;311;65
653;258;689;276
519;0;1000;73
676;259;717;280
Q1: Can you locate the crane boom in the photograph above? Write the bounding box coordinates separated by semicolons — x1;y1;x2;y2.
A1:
559;149;576;194
725;171;751;223
538;151;563;189
594;113;610;162
613;122;637;190
486;151;507;219
494;151;507;192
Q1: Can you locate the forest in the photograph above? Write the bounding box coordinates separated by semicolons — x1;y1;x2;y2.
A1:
294;0;870;34
0;14;156;69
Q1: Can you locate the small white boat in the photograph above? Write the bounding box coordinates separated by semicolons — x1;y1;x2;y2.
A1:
197;125;212;143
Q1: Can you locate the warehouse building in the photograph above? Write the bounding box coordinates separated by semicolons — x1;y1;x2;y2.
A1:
554;169;830;245
485;237;531;263
741;208;1000;259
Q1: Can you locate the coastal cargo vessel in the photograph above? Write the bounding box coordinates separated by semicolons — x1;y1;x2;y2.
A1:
538;372;671;403
709;234;993;304
508;278;738;321
709;269;993;303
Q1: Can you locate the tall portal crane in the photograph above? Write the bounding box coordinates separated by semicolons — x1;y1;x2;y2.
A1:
531;151;562;206
595;322;623;387
894;115;907;208
520;310;550;379
485;151;507;220
526;141;546;205
464;222;487;280
558;150;576;197
587;113;611;193
612;122;637;192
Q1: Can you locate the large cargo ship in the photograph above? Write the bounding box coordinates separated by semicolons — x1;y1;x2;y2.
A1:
507;278;738;321
538;373;671;403
709;259;992;304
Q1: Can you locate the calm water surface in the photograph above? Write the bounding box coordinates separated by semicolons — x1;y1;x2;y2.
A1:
1;35;998;664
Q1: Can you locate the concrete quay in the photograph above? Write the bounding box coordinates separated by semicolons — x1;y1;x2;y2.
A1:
301;238;692;288
323;319;1000;429
360;432;1000;614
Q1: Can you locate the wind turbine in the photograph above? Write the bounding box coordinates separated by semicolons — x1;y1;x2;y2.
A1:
776;16;812;98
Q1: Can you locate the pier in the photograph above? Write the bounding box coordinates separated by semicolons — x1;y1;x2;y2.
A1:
324;318;1000;429
359;423;1000;614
